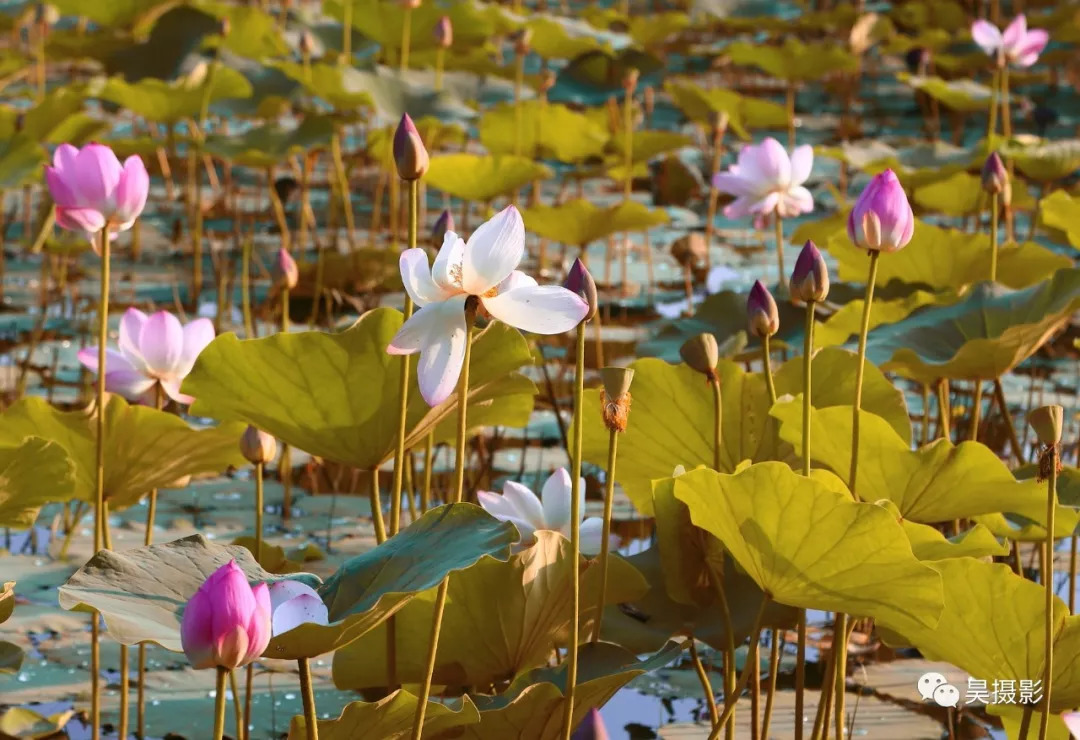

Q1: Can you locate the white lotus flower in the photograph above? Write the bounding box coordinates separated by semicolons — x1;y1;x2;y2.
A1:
388;205;589;406
478;468;613;556
267;580;329;636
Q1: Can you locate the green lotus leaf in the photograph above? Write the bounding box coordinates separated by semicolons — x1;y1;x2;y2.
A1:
93;67;253;123
890;0;967;32
912;171;988;216
527;16;611;60
0;88;94;144
790;208;849;246
0;437;76;529
288;690;479;740
197;2;288;60
1018;464;1080;508
367;117;467;163
203;115;336;168
50;0;171;28
0;707;75;739
560;48;664;91
815;290;943;348
270;60;372;111
455;641;683;740
267;504;516;660
664;79;788;140
771;401;1058;526
874;499;1009;559
972;511;1080;542
0;395;245;511
826;218;1069;291
862;269;1080;383
0;640;21;674
673;463;944;631
628;12;690;48
292;248;401;296
818;140;978;188
899;74;992;113
479;101;609;163
579;348;907;515
1006;139;1080;182
0;135;45;189
183;309;535;471
332;531;648;689
325;0;505;55
622;129;695;163
1039;189;1080;249
726;38;858;81
57;534;319;650
993;706;1072;740
425;153;553;203
0;582;12;624
522;199;668;246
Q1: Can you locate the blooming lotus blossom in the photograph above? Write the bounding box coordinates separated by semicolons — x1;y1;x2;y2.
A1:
181;560;271;670
1062;711;1080;738
712;138;814;220
45;143;149;252
971;15;1049;68
77;307;215;404
389;205;589;406
267;580;329;636
847;169;915;254
478;468;612;556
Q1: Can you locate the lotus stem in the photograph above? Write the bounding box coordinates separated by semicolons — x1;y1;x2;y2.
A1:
989;191;999;282
310;241;325;328
514;52;525;157
119;644;129;740
422;431;434;513
623;83;634;201
591;426;619;643
774;215;787;294
371;466;386;544
298;657;319;740
411;316;475;740
795;300;815;740
795;616;807;740
1000;63;1012;140
391;179;419;538
230;669;243;740
560;319;588;740
1019;704;1034;739
786;82;796;149
400;7;412;71
243;664;254;740
330;129;356;250
811;644;836;740
1039;445;1057;740
435;47;445;91
1070;534;1077;613
58;502;86;560
938;379;952;441
137;385;166;737
255;461;265;563
970;380;984;441
342;0;352;61
760;633;781;740
280;445;293;524
762;335;778;406
987;67;1000;139
213;666;228;740
707;564;738;740
241;230;254;337
689;636;720;728
707;598;771;740
710;375;723;471
833;613;848;740
751;637;761;740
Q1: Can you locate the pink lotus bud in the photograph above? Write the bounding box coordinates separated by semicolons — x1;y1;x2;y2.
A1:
393;113;430;181
747;280;779;338
564;258;598;322
180;560;271;670
432;209;454;248
846;169;914;253
433;15;452;48
790;240;829;304
240;425;277;465
981;152;1009;195
277;248;298;290
399;0;421;8
571;708;611;740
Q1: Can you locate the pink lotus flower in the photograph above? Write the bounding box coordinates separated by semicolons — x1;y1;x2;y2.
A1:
972;15;1049;68
45;143;149;252
277;248;298;290
478;468;612;556
77;308;215;404
847;169;914;254
712;138;814;220
1063;710;1080;738
267;580;329;636
389;205;589;406
180;560;271;670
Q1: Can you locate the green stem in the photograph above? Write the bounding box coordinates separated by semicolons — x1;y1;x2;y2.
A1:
795;615;807;740
1070;534;1077;614
560;320;588;740
1001;63;1012;140
591;427;619;643
243;664;254;740
119;644;129;740
391;180;419;537
422;432;434;513
707;598;771;740
774;214;787;292
834;614;848;740
1039;447;1057;740
411;322;474;740
760;633;781;740
137;385;165;736
230;669;243;740
371;466;386;544
970;380;983;442
299;657;319;740
707;564;738;740
435;47;445;91
795;302;814;740
762;335;777;406
342;0;352;61
1018;704;1033;739
689;636;721;728
241;231;254;337
848;250;880;494
990;191;999;282
623;84;634;200
331;129;356;250
711;376;723;471
213;666;228;740
987;67;999;139
938;379;952;441
255;462;264;564
400;8;412;71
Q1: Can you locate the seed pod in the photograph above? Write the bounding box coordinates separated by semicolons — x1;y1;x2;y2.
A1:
240;425;278;465
600;367;634;433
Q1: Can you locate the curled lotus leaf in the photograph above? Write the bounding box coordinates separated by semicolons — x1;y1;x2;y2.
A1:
522;199;668;247
425;153;553;203
1005;139;1080;182
0;707;75;739
874;499;1010;560
0;437;76;529
288;690;480;740
973;511;1080;542
92;67;254;124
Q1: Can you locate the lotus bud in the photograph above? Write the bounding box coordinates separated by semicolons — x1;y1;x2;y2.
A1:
571;708;611;740
299;29;315;56
241;425;278;465
599;367;634;433
790;240;829;304
433;15;452;48
180;560;272;670
622;67;639;93
747;280;779;338
393;113;430;181
564;258;598;322
399;0;421;8
539;69;557;95
216;16;231;37
277;248;299;290
512;27;532;56
846;169;914;254
981;152;1008;194
680;333;719;380
1028;405;1064;447
432;209;454;249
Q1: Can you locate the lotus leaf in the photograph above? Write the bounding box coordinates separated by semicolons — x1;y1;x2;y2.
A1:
522;199;669;246
771;401;1057;525
972;511;1080;542
0;88;98;145
425;154;553;203
527;16;612;60
288;691;480;740
203;115;336;168
815;290;943;348
1006;139;1080;182
726;38;858;81
558;48;664;93
621;129;695;163
874;500;1009;560
0;437;76;529
862;270;1080;383
899;74;992;113
183;309;536;471
664;79;788;140
93;68;254;124
57;534;319;650
579;348;907;515
672;463;944;631
267;503;516;660
0;707;75;739
0;582;18;674
0;396;245;511
331;531;648;689
1039;189;1080;249
271;60;373;111
325;0;505;54
50;0;171;28
479;102;609;163
0;135;45;189
912;171;987;216
0;582;12;624
197;2;289;60
628;12;690;47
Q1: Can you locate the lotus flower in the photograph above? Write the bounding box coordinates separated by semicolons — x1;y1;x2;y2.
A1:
433;15;452;48
180;560;271;670
389;205;589;406
846;169;914;254
572;709;611;740
478;468;612;556
712;138;814;220
1063;711;1080;739
277;248;298;289
77;308;215;404
45;143;149;252
972;15;1049;68
267;580;329;636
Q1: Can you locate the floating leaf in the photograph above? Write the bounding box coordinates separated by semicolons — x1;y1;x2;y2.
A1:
50;0;171;28
183;309;536;471
93;67;254;123
0;135;45;189
0;396;245;511
559;48;664;93
57;534;319;651
628;12;690;47
726;38;858;81
899;74;992;113
1039;189;1080;249
332;532;647;689
665;79;788;140
0;437;76;529
912;171;987;216
0;707;75;739
198;2;289;60
325;0;505;55
521;199;669;246
623;129;695;163
0;582;12;624
1007;139;1080;182
673;463;944;631
288;690;479;740
425;153;553;203
814;290;943;348
527;16;611;60
0;641;21;674
267;504;516;660
479;101;609;163
270;60;373;111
